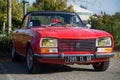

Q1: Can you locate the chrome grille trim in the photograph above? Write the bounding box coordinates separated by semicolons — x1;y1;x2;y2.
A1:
58;39;96;52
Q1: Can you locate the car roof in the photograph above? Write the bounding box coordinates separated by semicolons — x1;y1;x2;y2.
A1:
27;11;77;15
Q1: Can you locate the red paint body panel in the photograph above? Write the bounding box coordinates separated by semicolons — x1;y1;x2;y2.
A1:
31;27;112;39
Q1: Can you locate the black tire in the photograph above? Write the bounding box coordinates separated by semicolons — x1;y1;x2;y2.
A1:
26;46;40;74
11;46;19;62
92;59;109;71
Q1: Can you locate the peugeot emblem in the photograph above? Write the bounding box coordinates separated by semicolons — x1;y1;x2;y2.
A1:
76;43;81;48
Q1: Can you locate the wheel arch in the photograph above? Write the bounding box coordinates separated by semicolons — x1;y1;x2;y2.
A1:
26;41;32;50
26;41;35;54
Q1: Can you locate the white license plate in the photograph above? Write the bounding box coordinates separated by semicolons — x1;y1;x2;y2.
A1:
65;56;93;62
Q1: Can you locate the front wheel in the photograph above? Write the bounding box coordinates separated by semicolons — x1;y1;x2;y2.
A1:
26;46;40;74
92;59;110;71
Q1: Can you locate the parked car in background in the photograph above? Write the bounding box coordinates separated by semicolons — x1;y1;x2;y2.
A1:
12;11;114;73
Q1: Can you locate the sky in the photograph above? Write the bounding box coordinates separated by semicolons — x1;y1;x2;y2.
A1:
25;0;120;15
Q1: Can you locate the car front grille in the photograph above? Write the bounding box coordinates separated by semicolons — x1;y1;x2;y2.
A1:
58;39;96;52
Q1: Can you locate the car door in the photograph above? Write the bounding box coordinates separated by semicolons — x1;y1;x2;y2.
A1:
13;14;30;56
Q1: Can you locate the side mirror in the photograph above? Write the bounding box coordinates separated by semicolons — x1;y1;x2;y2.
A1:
86;24;91;29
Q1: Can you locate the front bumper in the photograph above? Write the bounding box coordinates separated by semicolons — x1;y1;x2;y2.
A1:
34;52;115;59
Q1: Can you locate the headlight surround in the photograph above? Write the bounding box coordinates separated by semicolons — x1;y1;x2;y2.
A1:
40;38;58;47
96;37;112;47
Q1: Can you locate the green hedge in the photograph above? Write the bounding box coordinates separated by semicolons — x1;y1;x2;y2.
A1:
112;24;120;50
0;33;12;53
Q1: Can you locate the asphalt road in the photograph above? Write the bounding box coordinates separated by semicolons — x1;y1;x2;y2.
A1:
0;58;120;80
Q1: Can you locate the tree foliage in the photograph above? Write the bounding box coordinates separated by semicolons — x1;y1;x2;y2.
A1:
0;0;7;31
32;0;74;12
0;0;24;31
12;0;23;29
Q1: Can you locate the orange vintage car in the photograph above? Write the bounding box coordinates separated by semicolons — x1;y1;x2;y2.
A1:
12;11;114;73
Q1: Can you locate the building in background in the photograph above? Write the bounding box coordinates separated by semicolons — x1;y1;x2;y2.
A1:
72;4;93;21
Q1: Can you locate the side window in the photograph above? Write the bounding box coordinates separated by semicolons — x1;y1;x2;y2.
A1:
22;15;29;29
70;16;83;27
70;16;78;24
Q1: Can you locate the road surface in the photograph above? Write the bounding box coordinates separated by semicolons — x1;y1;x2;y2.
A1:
0;58;120;80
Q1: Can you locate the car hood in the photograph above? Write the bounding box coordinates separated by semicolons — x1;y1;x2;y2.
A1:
31;27;112;39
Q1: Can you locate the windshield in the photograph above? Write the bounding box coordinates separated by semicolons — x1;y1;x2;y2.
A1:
29;12;84;27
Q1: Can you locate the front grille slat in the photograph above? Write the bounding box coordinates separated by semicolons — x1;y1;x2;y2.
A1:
58;39;96;52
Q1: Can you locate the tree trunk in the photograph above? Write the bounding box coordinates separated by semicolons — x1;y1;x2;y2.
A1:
7;0;12;33
2;22;5;34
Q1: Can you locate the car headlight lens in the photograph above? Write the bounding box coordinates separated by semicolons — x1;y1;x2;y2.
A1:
40;38;58;47
96;37;112;47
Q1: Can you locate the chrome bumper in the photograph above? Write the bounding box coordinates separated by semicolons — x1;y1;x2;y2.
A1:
34;53;115;59
95;53;115;58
